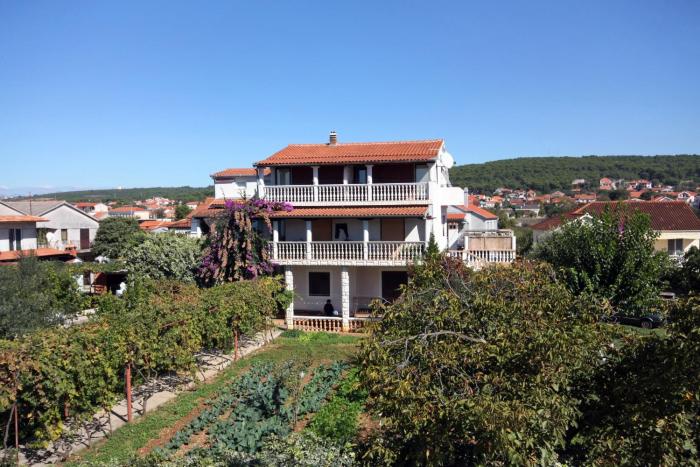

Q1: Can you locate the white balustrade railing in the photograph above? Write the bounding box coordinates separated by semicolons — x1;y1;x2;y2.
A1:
448;249;516;267
273;241;424;263
367;241;424;261
264;182;428;205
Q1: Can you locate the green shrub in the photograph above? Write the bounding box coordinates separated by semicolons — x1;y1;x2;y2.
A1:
124;233;203;283
308;368;366;445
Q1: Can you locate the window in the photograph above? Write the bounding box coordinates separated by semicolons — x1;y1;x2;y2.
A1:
9;229;21;251
309;272;330;296
353;166;367;184
668;239;684;255
61;229;68;242
276;168;291;185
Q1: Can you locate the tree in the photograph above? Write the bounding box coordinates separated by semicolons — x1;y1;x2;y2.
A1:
198;198;292;286
92;217;146;259
0;256;85;338
608;189;629;201
566;297;700;465
667;246;700;294
124;232;203;282
533;205;664;315
513;226;532;256
175;204;192;220
359;257;616;465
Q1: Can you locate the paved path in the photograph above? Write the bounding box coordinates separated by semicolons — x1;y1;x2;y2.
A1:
11;327;281;466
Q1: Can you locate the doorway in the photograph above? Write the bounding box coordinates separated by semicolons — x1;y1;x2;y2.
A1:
381;271;408;302
80;229;90;250
312;219;333;241
380;218;405;241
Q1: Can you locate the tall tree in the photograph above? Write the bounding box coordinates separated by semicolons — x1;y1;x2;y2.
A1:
92;217;146;259
533;205;664;315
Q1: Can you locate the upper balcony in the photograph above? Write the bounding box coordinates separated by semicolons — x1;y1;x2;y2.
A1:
264;182;430;206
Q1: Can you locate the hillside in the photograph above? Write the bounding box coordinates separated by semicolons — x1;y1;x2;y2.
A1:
449;155;700;193
18;186;213;204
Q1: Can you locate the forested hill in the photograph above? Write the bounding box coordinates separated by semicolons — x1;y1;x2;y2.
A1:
449;155;700;193
18;186;213;203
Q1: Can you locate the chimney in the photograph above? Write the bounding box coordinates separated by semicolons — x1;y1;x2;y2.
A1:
329;130;337;145
464;188;469;208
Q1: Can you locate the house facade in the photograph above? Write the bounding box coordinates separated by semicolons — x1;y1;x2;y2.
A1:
212;168;271;199
2;200;99;253
531;201;700;258
196;133;516;331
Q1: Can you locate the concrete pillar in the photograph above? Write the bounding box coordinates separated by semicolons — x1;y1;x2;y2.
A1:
366;165;373;201
272;220;279;260
256;167;266;198
511;233;517;253
306;220;313;260
284;266;294;329
312;166;319;202
342;166;351;185
362;219;369;260
341;266;350;332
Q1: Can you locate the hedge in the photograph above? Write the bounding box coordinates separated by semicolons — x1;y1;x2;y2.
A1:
0;277;291;447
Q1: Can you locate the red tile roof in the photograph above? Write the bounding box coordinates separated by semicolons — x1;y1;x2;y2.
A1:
452;204;498;220
139;220;170;231
168;218;192;229
532;201;700;232
256;139;444;166
191;198;225;218
0;248;75;262
75;202;96;207
0;215;48;223
212;168;271;178
269;206;428;218
447;212;465;221
94;212;109;220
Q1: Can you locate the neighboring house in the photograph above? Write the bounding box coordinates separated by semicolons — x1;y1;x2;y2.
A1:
74;202;109;215
599;177;616;191
0;202;76;262
550;191;566;198
574;193;596;204
196;132;519;332
139;220;172;233
109;206;150;220
212;168;271;199
167;217;193;234
531;201;700;258
677;191;697;205
2;199;99;252
446;191;514;253
571;179;586;190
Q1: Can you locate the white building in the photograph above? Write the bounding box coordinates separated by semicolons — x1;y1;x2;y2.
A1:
196;133;517;332
2;200;100;253
212;168;270;199
74;202;109;215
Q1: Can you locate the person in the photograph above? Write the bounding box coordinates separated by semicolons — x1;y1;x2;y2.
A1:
324;299;335;316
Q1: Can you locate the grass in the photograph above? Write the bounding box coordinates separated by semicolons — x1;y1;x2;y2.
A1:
65;331;362;466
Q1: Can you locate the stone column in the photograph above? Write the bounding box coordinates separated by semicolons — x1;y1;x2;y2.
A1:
341;266;350;332
284;266;294;329
257;167;266;198
272;220;279;260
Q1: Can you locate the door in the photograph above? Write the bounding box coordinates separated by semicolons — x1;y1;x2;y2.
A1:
380;218;405;241
80;228;90;250
382;271;408;302
312;219;333;241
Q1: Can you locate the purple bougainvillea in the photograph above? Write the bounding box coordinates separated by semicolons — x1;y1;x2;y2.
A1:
197;198;292;285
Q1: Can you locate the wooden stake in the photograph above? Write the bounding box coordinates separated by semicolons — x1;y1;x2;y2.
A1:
14;401;19;452
234;330;239;362
125;363;133;423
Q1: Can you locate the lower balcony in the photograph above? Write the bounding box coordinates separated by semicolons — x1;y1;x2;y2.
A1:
271;241;425;266
448;249;516;268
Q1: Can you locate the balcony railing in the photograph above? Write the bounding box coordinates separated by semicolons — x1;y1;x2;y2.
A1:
448;249;516;268
272;241;425;264
264;182;429;206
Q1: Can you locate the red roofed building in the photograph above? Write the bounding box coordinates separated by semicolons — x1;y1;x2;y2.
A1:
199;132;515;331
531;201;700;257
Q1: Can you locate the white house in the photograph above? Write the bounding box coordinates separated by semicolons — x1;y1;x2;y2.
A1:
74;202;109;215
211;168;270;199
3;200;100;252
108;205;150;220
196;133;517;332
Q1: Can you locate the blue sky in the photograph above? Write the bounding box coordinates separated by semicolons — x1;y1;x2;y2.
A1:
1;0;699;191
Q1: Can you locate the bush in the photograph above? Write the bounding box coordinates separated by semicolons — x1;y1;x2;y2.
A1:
359;256;617;465
309;368;367;445
533;205;664;315
124;233;203;282
0;256;86;339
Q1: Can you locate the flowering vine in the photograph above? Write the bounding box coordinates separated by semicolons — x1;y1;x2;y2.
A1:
197;198;293;286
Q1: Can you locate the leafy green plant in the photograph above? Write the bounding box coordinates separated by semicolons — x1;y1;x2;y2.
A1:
124;233;203;283
92;217;146;259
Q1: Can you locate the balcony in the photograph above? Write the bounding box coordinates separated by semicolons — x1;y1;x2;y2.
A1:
271;241;425;265
264;182;429;206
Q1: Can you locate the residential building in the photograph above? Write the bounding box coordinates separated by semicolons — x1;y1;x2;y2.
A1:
531;201;700;258
109;205;150;220
571;179;586;190
2;199;99;252
574;193;597;204
0;203;76;262
599;177;616;191
212;168;271;199
74;202;109;215
196;133;516;332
